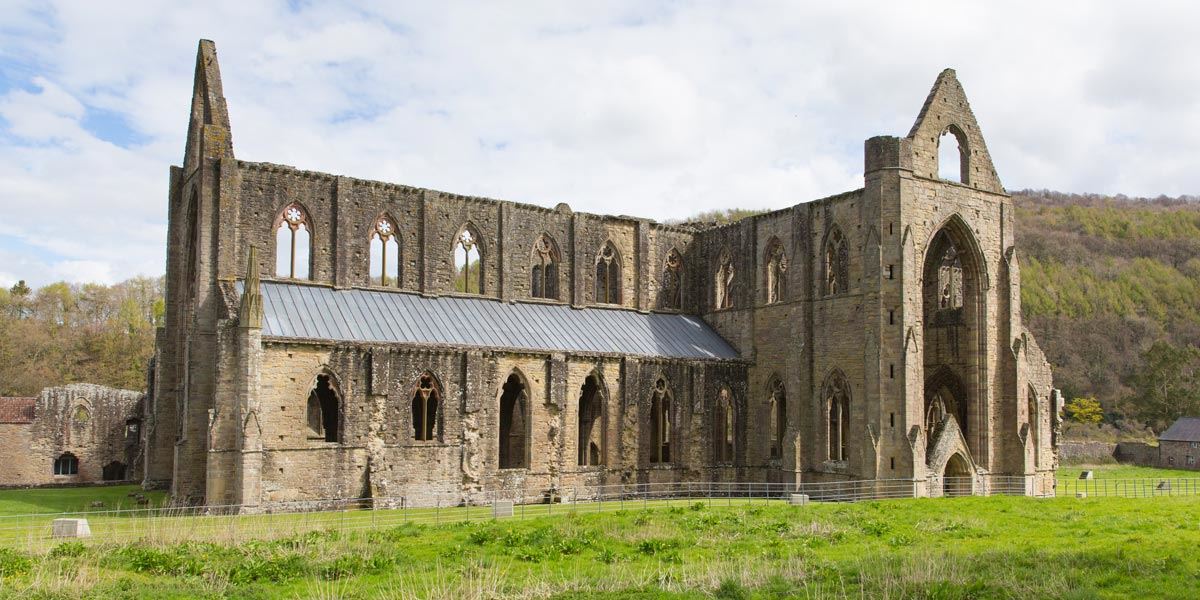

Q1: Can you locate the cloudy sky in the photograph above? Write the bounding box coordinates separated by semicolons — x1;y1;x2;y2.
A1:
2;1;1198;288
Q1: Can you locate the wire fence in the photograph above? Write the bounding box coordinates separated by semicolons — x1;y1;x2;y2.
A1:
1;476;1197;551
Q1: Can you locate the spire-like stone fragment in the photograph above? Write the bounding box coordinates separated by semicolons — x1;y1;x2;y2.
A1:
239;246;262;329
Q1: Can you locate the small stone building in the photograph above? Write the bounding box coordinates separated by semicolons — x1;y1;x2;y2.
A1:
1158;417;1200;470
145;40;1058;507
0;384;144;486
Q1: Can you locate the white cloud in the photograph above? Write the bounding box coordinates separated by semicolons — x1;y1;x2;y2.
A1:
1;0;1199;287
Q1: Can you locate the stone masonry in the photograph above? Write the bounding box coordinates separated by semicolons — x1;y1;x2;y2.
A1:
146;40;1058;507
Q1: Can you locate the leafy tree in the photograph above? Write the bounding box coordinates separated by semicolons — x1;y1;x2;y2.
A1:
1063;397;1104;424
1125;341;1200;432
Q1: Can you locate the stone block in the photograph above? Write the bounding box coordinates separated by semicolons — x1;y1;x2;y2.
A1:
492;500;514;518
51;518;92;538
788;493;810;506
1078;470;1093;480
1075;492;1086;499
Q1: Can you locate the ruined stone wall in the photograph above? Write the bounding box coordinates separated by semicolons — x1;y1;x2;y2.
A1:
0;385;144;487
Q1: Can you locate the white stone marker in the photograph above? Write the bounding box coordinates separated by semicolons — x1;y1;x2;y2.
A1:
51;518;92;538
788;493;810;506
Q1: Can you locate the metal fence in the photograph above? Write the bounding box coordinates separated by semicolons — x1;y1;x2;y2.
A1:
2;476;1197;551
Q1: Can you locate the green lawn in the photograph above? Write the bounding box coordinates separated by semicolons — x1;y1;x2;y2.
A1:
1057;463;1200;480
1;494;1199;599
0;485;167;517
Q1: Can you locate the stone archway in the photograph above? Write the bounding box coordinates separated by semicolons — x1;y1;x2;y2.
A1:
943;453;973;497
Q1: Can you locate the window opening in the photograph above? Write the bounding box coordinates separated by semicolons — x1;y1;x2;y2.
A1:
275;203;311;279
454;227;483;294
499;373;529;468
413;374;441;441
370;216;401;286
595;242;621;304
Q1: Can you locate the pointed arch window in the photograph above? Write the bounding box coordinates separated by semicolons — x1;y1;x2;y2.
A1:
768;377;786;460
499;373;529;469
306;373;341;443
595;242;621;304
1028;385;1040;465
928;231;964;313
714;387;735;463
54;453;79;476
275;203;311;279
715;248;734;310
824;227;848;296
650;378;672;464
825;372;850;461
412;374;442;442
531;234;561;300
73;405;90;424
577;374;606;466
454;226;484;294
938;125;969;183
660;248;684;310
370;215;401;287
185;186;200;301
765;238;787;304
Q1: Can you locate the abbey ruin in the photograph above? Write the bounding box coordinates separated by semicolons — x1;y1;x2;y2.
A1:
145;40;1058;507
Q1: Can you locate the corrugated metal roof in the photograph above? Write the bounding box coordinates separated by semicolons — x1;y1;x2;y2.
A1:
1160;417;1200;442
256;282;740;360
0;397;35;424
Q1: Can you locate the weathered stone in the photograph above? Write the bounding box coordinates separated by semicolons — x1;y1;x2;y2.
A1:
51;518;92;538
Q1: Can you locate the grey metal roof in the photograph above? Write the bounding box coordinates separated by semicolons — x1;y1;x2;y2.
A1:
1160;417;1200;442
256;281;739;360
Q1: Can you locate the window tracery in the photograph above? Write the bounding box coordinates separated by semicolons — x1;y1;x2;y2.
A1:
595;242;621;304
370;216;401;287
275;203;311;279
824;227;848;296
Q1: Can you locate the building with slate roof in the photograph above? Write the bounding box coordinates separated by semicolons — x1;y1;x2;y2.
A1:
145;40;1059;507
1158;417;1200;469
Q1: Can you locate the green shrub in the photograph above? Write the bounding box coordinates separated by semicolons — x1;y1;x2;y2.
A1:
48;541;88;558
0;548;32;578
714;578;750;600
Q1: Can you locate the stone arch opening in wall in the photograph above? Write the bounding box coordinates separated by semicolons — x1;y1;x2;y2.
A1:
1028;384;1040;470
764;237;787;304
823;369;850;462
102;461;127;481
594;241;622;304
454;223;485;294
649;377;673;464
531;233;562;300
274;202;312;280
938;124;969;184
943;452;973;497
714;386;735;464
715;247;734;310
498;371;531;469
660;248;684;311
768;375;786;460
411;372;443;442
185;185;200;302
369;213;401;287
73;405;90;425
306;369;343;443
577;371;608;466
921;214;985;462
823;226;848;296
924;366;969;450
53;453;78;476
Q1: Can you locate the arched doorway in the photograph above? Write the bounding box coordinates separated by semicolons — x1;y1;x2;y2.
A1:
922;216;983;461
943;453;973;497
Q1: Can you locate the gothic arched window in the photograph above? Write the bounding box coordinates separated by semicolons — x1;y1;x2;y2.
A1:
595;242;621;304
825;371;850;461
765;238;787;304
577;374;606;466
768;377;786;460
306;372;341;443
824;227;848;296
454;225;484;294
650;378;672;464
275;203;312;279
715;387;734;463
412;373;441;442
715;248;734;310
661;248;684;310
531;234;561;300
499;372;529;469
369;215;401;287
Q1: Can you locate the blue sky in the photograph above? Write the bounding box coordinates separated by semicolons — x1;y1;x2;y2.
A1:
2;1;1199;287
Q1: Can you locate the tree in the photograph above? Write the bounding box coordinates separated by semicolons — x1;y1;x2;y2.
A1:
1125;341;1200;432
1063;397;1104;424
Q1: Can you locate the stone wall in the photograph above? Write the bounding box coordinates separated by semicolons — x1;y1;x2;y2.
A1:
0;384;143;487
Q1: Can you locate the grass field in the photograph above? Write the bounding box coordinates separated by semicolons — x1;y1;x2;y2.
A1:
1;465;1197;599
0;486;167;517
1057;463;1199;480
